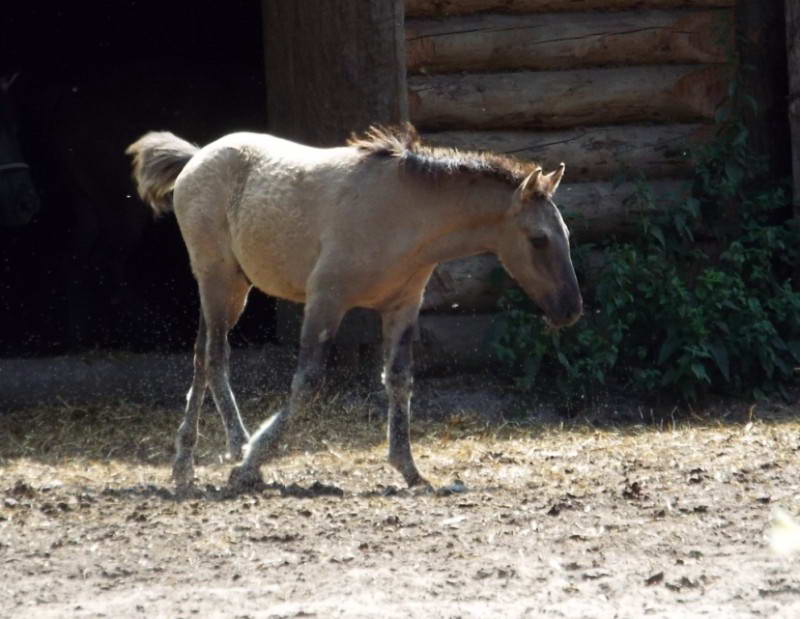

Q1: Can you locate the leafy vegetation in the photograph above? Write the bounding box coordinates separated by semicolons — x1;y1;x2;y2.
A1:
494;112;800;404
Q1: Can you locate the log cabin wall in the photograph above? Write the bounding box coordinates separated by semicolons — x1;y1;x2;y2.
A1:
405;0;736;315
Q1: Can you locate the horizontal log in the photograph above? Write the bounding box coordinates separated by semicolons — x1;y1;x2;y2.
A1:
416;313;499;371
408;65;731;130
406;0;735;17
407;10;732;74
559;179;688;241
423;254;503;312
423;124;712;182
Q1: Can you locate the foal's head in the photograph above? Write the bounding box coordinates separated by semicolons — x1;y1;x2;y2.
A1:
497;165;582;328
348;123;582;327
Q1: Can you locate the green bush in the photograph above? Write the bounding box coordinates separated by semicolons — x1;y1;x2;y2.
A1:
494;118;800;404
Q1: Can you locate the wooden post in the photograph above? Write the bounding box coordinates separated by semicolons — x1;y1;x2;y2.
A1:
261;0;408;362
262;0;407;146
735;1;791;180
787;0;800;221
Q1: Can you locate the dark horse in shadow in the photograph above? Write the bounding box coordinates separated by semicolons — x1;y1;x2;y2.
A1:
0;74;39;227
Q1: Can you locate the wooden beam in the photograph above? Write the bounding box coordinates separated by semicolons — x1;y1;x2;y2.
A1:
263;0;407;146
407;10;733;74
406;0;735;17
423;124;712;182
409;65;731;130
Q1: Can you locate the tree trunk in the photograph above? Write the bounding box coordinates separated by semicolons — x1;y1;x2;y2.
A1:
263;0;407;146
424;124;711;182
406;0;735;17
409;65;731;130
407;10;732;74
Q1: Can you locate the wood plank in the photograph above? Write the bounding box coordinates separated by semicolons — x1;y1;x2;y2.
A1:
407;10;732;74
406;0;735;17
408;65;731;130
263;0;407;146
423;125;712;181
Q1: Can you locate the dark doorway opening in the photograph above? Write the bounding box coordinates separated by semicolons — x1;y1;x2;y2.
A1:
0;2;275;356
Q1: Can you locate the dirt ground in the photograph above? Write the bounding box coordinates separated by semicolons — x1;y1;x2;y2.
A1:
2;373;800;618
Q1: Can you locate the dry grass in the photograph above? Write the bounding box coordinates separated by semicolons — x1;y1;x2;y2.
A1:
3;382;800;618
2;381;799;498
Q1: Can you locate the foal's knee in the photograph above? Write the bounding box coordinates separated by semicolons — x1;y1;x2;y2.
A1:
382;360;414;392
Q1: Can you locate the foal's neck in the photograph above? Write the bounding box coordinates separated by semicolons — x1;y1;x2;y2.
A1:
414;177;510;265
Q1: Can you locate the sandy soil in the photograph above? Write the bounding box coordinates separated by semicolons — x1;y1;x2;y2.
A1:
2;378;800;618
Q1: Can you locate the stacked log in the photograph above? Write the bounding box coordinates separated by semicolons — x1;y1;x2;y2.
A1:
407;10;730;73
406;0;734;17
407;0;735;316
426;124;711;181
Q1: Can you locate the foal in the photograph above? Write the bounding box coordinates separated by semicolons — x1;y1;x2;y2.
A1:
126;124;582;490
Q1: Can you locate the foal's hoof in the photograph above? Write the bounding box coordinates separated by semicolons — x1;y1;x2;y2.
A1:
227;436;251;462
406;473;433;492
228;465;266;493
172;456;196;490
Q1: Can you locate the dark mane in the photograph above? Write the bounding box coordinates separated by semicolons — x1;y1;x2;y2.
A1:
347;123;540;187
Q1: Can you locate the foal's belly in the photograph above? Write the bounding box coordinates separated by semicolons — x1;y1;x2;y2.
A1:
235;246;309;303
231;229;313;303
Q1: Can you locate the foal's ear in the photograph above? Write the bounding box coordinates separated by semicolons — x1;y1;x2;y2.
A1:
518;168;543;202
545;163;566;195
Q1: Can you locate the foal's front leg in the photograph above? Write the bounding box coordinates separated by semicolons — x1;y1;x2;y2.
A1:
382;304;429;488
229;297;343;489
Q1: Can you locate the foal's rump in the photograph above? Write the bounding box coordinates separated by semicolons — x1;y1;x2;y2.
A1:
126;130;362;301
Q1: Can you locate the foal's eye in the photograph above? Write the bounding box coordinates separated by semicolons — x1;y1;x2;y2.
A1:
529;235;549;250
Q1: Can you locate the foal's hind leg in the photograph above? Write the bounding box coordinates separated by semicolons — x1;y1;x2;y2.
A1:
229;294;345;489
173;313;208;488
382;302;429;488
200;269;252;461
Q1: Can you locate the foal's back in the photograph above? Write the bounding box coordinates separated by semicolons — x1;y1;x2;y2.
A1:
173;132;377;303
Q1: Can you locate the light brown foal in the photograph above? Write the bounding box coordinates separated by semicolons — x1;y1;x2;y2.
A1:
126;124;582;491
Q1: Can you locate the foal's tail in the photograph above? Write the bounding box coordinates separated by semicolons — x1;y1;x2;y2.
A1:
126;132;199;216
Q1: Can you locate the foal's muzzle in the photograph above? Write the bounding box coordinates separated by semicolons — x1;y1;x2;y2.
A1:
543;292;583;329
